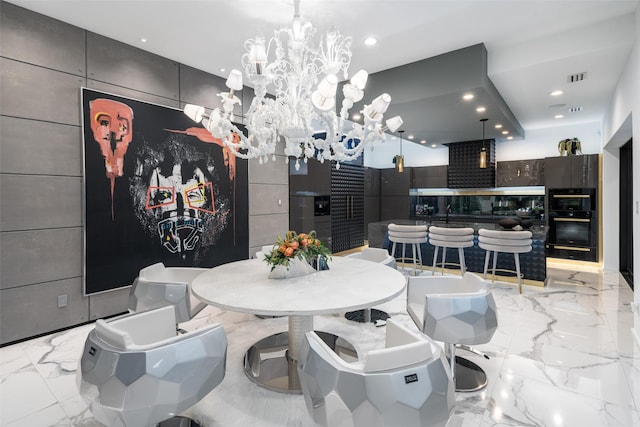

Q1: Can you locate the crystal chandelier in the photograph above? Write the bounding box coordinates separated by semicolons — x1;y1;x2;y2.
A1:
183;0;402;169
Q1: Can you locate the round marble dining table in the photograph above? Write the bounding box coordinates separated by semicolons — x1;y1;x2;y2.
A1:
191;256;406;393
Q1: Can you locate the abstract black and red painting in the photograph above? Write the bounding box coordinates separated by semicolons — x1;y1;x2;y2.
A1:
82;88;248;295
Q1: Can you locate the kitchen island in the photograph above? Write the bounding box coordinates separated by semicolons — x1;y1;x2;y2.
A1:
368;219;548;285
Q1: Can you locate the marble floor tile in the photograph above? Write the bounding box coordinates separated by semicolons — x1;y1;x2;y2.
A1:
3;404;72;427
0;266;638;426
0;367;59;425
487;372;640;427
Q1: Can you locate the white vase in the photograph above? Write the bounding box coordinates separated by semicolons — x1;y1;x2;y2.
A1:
268;258;316;279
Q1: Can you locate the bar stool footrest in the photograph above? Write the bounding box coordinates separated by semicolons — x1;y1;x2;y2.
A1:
487;268;524;280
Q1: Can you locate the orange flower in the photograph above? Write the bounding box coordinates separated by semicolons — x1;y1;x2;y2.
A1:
279;245;286;253
284;247;294;257
288;240;299;249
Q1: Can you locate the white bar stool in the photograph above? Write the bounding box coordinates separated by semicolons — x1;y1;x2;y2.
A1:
478;229;533;294
387;223;428;276
428;226;474;275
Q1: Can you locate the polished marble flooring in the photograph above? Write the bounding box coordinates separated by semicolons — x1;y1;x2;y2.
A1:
1;266;638;426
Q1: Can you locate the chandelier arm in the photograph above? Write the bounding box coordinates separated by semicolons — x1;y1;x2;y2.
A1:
185;5;393;165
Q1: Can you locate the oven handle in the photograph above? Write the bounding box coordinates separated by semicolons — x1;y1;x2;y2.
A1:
552;194;590;198
552;245;591;252
553;217;590;223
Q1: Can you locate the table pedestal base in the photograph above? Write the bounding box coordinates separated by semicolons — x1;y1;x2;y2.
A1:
453;356;488;392
243;331;357;394
345;308;390;324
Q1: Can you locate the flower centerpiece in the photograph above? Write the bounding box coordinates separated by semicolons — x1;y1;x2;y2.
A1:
264;230;331;279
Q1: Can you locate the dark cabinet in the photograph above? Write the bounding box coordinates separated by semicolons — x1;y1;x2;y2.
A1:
289;160;332;248
290;159;364;253
381;168;410;196
380;169;411;220
410;165;448;188
331;163;364;253
544;154;598;189
289;159;331;195
364;168;381;240
496;159;544;187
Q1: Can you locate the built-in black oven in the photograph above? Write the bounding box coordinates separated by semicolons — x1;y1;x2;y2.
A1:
549;188;595;211
546;188;597;262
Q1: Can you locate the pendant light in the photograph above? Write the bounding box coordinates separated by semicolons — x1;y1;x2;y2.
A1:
479;118;488;169
395;130;405;173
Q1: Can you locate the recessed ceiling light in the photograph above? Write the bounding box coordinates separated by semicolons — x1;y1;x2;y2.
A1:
220;68;226;73
554;114;565;119
476;106;486;113
352;113;361;121
550;90;563;96
408;134;414;140
463;93;474;101
140;38;148;43
501;130;509;135
494;124;503;129
420;140;426;144
364;37;377;46
431;144;437;148
507;136;513;140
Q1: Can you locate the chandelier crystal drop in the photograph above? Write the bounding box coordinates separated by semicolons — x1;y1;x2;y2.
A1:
183;1;402;169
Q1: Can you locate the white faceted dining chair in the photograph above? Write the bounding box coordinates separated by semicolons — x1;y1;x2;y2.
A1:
128;262;207;324
343;248;397;324
407;273;497;392
77;305;227;427
298;318;455;427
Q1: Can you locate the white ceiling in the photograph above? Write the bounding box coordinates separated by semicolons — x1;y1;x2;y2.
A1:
7;0;638;146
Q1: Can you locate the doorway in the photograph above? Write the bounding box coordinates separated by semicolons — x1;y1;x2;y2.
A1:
619;139;634;289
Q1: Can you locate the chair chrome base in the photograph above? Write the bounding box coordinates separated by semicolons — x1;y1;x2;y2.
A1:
453;356;488;392
158;416;201;427
243;331;357;394
344;308;390;324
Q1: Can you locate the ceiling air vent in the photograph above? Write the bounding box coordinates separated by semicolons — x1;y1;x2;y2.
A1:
567;72;587;83
568;106;583;113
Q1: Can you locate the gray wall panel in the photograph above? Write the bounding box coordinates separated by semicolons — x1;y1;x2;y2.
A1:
249;213;289;249
1;175;82;231
86;80;180;109
0;2;86;76
178;64;240;116
0;58;85;125
0;278;88;345
87;33;179;100
0;4;287;342
0;117;82;176
248;155;289;184
88;287;129;320
1;228;82;289
249;183;289;215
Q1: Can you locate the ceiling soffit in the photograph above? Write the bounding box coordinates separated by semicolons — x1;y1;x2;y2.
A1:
348;44;524;147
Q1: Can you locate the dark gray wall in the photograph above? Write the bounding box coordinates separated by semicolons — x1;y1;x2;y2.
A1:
0;2;289;344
